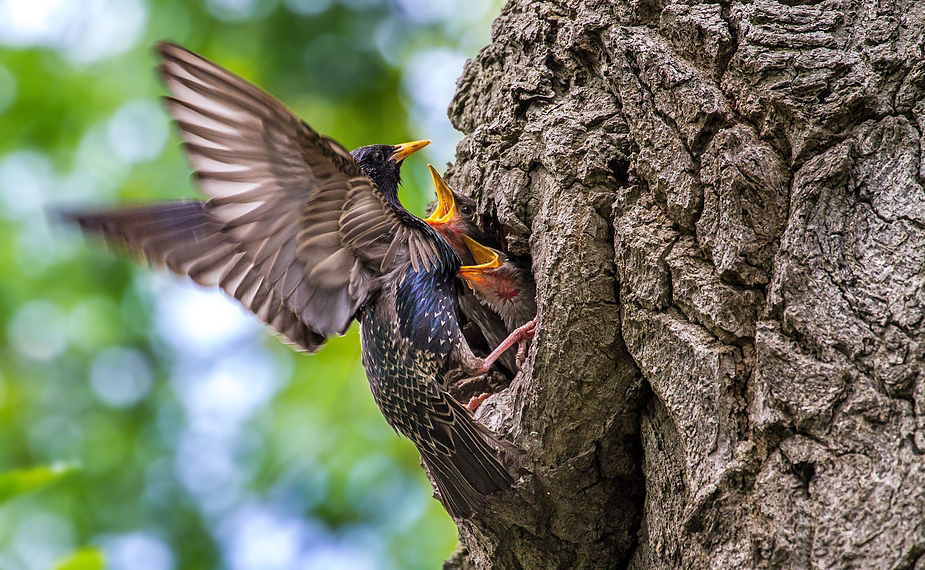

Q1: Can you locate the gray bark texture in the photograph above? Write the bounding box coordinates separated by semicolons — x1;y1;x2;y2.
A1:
442;0;925;568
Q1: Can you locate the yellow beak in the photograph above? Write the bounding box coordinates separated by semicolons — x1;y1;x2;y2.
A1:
458;235;501;286
462;235;501;266
424;165;457;225
389;139;431;163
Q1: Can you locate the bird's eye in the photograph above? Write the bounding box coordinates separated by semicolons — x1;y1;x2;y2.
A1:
459;205;473;216
372;150;385;162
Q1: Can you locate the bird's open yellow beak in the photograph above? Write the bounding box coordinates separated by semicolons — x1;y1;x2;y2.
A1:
424;164;456;225
458;235;501;286
389;139;430;163
462;235;500;267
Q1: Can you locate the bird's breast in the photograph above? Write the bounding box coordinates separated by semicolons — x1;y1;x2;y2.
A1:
392;268;460;359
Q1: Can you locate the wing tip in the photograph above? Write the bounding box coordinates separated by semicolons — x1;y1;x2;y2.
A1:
155;41;211;85
154;40;192;62
47;206;82;227
51;207;115;236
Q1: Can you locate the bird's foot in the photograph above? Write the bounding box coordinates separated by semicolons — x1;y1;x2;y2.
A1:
466;393;490;411
477;317;538;374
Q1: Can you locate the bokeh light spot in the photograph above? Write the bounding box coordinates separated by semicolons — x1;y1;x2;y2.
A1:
0;0;70;47
63;0;147;64
154;279;260;354
108;100;169;165
8;300;69;361
0;151;55;220
101;531;175;570
0;0;146;64
12;512;74;570
220;505;317;570
89;346;153;408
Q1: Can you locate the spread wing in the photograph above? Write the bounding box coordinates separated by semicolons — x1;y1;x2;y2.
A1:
154;42;442;338
157;42;372;337
63;202;326;353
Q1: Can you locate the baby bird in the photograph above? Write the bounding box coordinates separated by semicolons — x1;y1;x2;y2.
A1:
457;236;538;410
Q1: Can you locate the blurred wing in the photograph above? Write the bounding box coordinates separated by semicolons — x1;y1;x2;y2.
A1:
63;202;326;353
157;42;377;336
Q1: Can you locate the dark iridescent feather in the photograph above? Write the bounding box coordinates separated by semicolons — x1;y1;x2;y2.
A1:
360;280;519;517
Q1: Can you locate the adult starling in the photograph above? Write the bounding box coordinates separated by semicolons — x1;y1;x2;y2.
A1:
66;42;521;518
68;142;424;352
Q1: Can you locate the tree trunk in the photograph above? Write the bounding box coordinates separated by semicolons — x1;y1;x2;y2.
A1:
443;0;925;567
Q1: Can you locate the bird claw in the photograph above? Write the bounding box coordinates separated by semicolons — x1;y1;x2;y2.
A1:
516;340;528;369
515;317;537;369
466;393;490;411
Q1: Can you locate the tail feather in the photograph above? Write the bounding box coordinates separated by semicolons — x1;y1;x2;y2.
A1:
59;202;326;353
419;394;522;518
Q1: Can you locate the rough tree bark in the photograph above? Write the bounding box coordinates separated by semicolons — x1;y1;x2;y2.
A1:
441;0;925;568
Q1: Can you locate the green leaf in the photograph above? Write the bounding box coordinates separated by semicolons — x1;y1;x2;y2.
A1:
53;548;105;570
0;462;79;505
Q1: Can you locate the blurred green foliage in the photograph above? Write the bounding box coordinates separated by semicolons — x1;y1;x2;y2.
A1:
54;548;105;570
0;464;76;505
0;0;500;568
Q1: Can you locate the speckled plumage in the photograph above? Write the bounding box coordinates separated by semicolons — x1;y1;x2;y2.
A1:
360;259;519;517
353;216;520;518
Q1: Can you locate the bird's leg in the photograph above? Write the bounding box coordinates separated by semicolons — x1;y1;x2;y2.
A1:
452;340;490;379
477;317;537;375
451;319;537;410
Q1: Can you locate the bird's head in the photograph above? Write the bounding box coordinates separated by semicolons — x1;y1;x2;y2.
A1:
457;235;506;291
351;140;430;198
424;165;485;261
458;235;534;328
